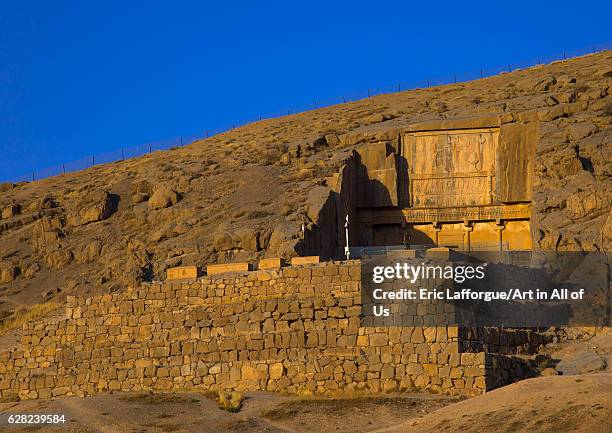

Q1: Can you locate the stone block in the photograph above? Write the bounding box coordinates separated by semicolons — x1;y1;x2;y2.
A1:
241;365;259;380
423;363;438;376
270;363;284;380
380;364;395;379
369;333;388;347
290;256;320;266
414;375;430;387
207;263;251;275
356;335;369;346
259;258;282;270
386;249;418;260
425;247;450;260
464;366;483;378
474;376;486;389
424;327;437;343
403;327;421;344
166;266;199;280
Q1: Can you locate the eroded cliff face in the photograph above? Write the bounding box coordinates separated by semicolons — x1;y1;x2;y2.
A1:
0;51;610;315
532;107;610;252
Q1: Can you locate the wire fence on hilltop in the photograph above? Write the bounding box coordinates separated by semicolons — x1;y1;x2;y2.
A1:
6;41;611;184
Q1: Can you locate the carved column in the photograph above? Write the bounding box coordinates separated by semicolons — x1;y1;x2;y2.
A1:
495;219;505;252
432;222;441;246
463;220;473;252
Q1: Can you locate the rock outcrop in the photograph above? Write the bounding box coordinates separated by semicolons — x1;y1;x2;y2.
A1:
148;184;179;209
66;189;116;227
0;51;609;315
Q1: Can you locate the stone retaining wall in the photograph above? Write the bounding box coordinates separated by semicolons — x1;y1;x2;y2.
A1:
0;260;538;401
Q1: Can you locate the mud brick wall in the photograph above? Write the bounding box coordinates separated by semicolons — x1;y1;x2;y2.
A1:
0;260;533;401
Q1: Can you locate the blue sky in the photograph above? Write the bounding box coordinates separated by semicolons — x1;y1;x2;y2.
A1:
1;1;610;181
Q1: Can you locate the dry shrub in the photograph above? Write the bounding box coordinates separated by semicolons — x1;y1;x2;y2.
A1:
246;209;271;219
217;390;244;412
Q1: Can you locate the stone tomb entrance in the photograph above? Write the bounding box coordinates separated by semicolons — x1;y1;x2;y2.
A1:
355;116;537;252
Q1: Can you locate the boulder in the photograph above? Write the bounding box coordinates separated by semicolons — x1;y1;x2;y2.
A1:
516;75;556;92
67;189;115;226
32;229;61;253
275;240;300;259
213;231;234;251
74;240;103;264
123;240;151;286
325;134;340;147
23;262;40;279
568;122;597;141
365;112;396;124
534;75;557;92
148;185;179;209
25;196;57;213
338;132;367;147
1;204;21;219
42;287;61;301
44;248;74;269
232;228;260;252
538;106;565;121
131;192;149;204
0;263;18;283
565;189;605;220
268;222;301;253
306;186;332;223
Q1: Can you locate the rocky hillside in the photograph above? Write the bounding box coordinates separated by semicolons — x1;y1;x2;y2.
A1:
0;51;610;318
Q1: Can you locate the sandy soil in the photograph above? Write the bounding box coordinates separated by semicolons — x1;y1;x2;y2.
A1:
374;373;612;433
0;391;457;433
0;374;610;433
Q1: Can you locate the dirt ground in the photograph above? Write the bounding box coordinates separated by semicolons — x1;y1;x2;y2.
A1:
0;390;457;433
374;373;612;433
0;373;610;433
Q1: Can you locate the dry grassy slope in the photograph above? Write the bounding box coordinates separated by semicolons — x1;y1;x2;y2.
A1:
0;51;610;317
374;373;612;433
